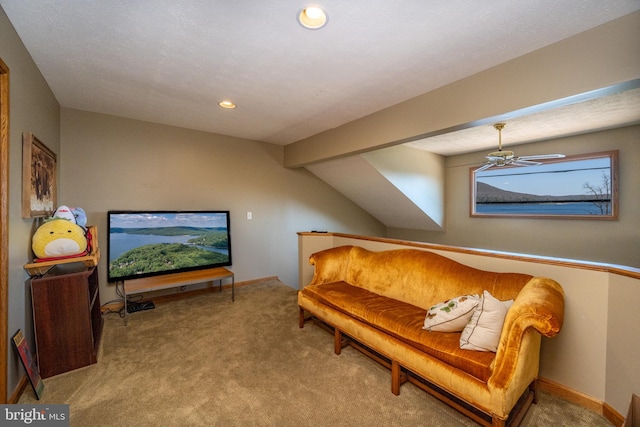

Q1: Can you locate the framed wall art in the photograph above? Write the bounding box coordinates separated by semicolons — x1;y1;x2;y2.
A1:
470;150;618;220
22;132;57;218
12;329;44;399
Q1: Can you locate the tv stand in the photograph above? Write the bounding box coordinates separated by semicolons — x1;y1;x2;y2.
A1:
123;267;234;324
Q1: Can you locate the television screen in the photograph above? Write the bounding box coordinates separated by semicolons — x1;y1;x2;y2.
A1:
107;210;231;282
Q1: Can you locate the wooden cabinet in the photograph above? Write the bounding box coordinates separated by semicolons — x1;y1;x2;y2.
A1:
31;264;103;378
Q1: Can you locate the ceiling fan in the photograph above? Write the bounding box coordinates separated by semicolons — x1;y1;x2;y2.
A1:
475;123;565;172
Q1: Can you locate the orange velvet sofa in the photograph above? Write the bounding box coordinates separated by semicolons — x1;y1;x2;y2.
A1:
298;245;564;427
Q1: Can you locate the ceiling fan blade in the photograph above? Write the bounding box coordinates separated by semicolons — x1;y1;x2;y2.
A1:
517;153;566;161
474;163;494;172
512;159;542;167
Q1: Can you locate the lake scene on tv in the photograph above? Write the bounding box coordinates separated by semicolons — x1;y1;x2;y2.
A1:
108;211;231;282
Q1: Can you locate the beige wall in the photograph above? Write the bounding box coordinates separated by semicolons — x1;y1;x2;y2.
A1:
607;274;640;414
390;126;640;268
59;108;385;305
1;7;61;398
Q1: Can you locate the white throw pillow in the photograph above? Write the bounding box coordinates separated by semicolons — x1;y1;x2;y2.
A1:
460;290;514;352
423;294;480;332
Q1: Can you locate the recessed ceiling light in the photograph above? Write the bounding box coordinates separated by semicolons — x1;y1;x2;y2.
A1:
298;6;328;30
218;100;236;109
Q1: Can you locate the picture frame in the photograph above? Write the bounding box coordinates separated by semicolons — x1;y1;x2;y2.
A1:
12;329;44;399
22;132;57;218
470;150;618;220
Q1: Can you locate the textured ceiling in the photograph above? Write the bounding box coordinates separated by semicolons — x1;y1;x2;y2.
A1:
2;1;639;149
407;87;640;155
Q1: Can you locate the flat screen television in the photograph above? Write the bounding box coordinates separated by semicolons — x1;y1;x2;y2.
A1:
107;210;231;282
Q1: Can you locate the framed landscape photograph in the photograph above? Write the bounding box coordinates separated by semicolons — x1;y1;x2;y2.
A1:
470;151;618;220
22;132;57;218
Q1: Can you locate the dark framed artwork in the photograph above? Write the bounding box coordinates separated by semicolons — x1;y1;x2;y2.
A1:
22;132;57;218
12;329;44;399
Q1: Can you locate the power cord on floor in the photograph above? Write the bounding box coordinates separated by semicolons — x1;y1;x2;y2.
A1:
100;280;146;318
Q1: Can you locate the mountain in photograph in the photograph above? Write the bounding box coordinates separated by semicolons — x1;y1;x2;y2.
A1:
476;182;608;203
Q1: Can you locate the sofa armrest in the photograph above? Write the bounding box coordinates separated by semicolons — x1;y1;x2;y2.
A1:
490;277;565;391
307;245;354;286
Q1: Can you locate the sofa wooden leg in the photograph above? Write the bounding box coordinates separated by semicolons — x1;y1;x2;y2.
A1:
334;328;342;355
391;360;401;396
298;307;306;328
530;381;538;404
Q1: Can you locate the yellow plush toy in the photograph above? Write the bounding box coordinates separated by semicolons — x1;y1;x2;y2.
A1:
32;218;88;260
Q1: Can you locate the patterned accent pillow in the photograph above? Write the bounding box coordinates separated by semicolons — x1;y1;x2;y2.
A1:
460;290;514;352
423;294;480;332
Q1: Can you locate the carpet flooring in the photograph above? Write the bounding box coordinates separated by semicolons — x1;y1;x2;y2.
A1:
19;280;612;426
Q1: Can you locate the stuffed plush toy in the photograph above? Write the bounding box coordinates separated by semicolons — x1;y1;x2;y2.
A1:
71;207;87;228
52;205;76;223
54;205;87;228
32;205;89;260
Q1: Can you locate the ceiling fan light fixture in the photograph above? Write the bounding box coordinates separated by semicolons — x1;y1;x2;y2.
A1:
298;6;328;29
475;122;565;172
484;123;512;166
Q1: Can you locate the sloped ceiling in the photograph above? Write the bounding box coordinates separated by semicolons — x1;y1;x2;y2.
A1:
306;146;445;231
